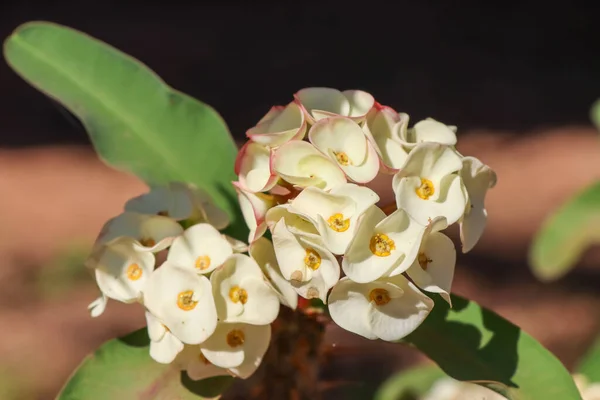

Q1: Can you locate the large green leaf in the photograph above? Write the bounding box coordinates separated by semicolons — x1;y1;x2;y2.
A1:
374;364;446;400
57;328;233;399
576;333;600;383
529;182;600;281
3;21;247;239
404;295;582;400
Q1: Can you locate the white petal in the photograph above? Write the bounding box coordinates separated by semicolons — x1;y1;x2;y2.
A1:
394;174;468;226
342;89;375;120
330;183;380;216
143;262;218;344
235;142;278;193
363;107;409;171
295;87;351;123
328;278;377;340
367;275;434;341
167;223;233;274
246;102;307;147
145;311;167;341
150;330;184;364
179;346;230;381
407;232;456;305
211;254;280;325
88;294;107;318
200;322;270;376
407;118;458;147
272;141;346;191
459;156;497;253
125;182;195;220
309;117;379;183
188;185;231;230
235;183;275;243
249;237;298;309
223;235;249;253
93;238;155;303
97;212;183;252
264;204;319;239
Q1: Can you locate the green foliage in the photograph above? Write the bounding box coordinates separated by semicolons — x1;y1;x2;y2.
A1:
57;328;233;399
577;334;600;383
529;182;600;281
403;295;582;400
374;364;446;400
3;21;247;241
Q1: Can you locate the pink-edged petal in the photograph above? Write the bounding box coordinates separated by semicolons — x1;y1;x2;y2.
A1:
246;102;307;147
294;87;351;123
234;182;275;243
342;89;375;120
234;142;278;193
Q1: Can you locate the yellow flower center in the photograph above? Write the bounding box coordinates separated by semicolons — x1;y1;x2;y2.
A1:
415;178;435;200
195;255;211;271
304;248;322;270
418;252;432;270
126;263;143;281
369;288;391;306
139;237;156;247
327;213;350;232
177;290;198;311
333;151;351;166
226;329;246;348
229;286;248;304
369;233;396;257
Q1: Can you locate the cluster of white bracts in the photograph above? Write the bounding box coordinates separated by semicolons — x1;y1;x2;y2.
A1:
86;182;283;380
235;87;497;342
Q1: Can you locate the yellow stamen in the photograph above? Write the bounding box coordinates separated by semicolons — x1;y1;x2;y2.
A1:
369;233;396;257
195;255;211;271
304;248;322;270
415;178;435;200
418;252;432;270
333;151;351;166
177;290;198;311
369;288;391;306
229;286;248;304
327;213;350;232
126;263;143;281
226;329;246;348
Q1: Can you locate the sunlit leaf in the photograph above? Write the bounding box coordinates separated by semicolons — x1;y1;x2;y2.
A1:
374;364;445;400
3;21;247;240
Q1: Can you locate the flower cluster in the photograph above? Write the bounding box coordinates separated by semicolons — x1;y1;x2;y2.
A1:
235;87;497;341
86;182;280;380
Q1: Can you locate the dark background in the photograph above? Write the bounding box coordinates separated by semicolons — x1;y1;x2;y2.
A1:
1;1;600;147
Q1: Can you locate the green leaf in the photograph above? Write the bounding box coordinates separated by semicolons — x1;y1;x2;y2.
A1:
57;328;233;399
529;181;600;282
590;98;600;130
576;333;600;382
3;21;247;240
404;294;582;400
374;364;446;400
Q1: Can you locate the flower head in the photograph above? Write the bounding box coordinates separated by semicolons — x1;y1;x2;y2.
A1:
363;106;409;172
246;102;307;147
295;87;374;123
398;118;457;148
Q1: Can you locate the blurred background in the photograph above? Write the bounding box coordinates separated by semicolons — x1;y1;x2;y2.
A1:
1;1;600;398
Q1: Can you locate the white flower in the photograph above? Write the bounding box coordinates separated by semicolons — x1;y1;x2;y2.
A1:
235;184;275;243
392;143;467;225
211;254;280;325
143;261;217;344
234;141;278;193
175;346;229;381
459;156;497;253
272;219;340;303
309;116;380;183
328;275;433;341
166;223;233;274
246;102;307;147
96;211;183;252
398;118;457;148
89;237;155;303
423;377;506;400
272;140;347;191
406;218;456;305
125;182;229;230
146;311;184;364
294;87;375;123
342;206;426;283
87;293;107;317
199;322;271;378
287;183;379;254
573;374;600;400
249;237;298;309
265;204;320;239
362;106;409;171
